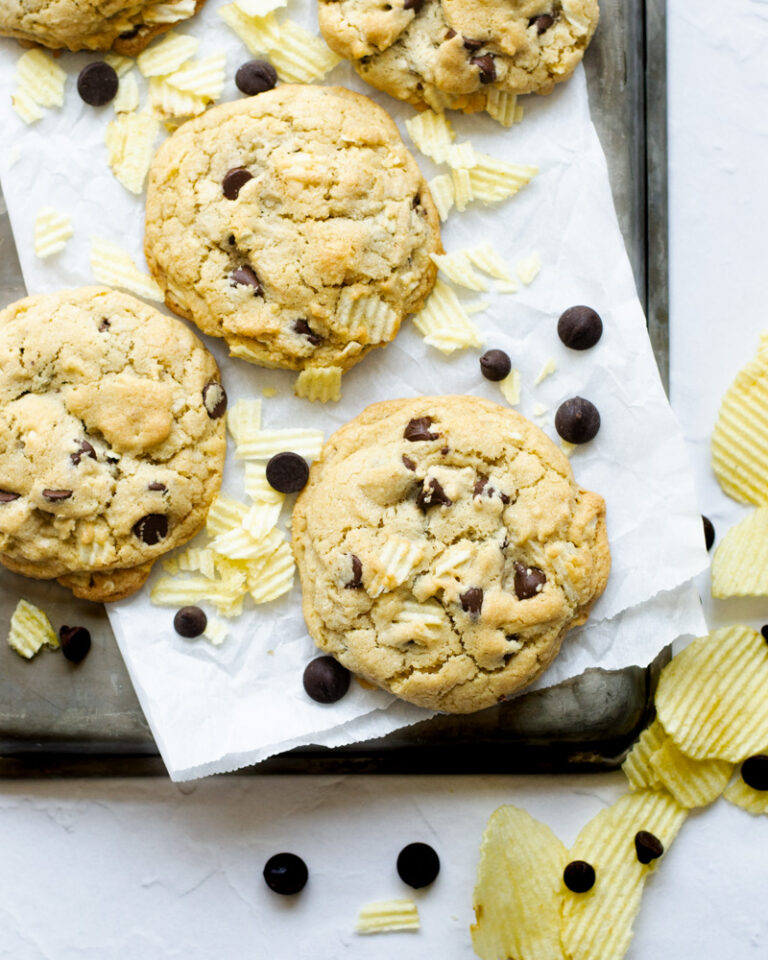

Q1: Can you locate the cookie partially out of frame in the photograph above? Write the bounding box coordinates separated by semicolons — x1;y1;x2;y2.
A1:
144;84;442;374
0;0;206;54
318;0;599;113
0;287;226;602
292;395;610;713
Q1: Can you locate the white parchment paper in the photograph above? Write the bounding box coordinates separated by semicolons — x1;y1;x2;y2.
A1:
0;3;708;779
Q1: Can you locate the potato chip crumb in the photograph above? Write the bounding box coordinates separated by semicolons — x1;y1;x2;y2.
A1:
12;87;44;124
203;616;228;646
16;49;66;108
356;900;420;934
104;54;135;77
535;357;557;384
533;402;548;417
90;237;164;301
724;774;768;816
8;599;59;659
166;53;227;101
465;243;513;282
262;386;277;397
34;207;73;259
516;252;542;285
294;366;342;403
143;0;198;24
113;70;140;114
485;89;520;127
405;110;454;163
235;428;324;461
430;251;488;292
412;279;483;354
427;174;455;221
711;508;768;597
450;167;474;212
136;30;199;77
499;370;521;407
105;109;160;194
226;398;262;445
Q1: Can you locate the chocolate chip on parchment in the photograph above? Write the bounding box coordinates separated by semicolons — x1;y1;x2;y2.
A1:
202;381;227;419
0;491;21;502
235;59;278;95
43;489;72;502
230;265;263;294
303;655;351;704
741;755;768;791
460;587;483;615
480;349;511;381
70;440;96;465
529;13;555;34
263;853;308;895
148;482;167;491
397;843;440;888
293;318;323;346
417;477;452;511
702;515;715;551
514;561;546;599
564;860;595;893
404;417;438;442
557;305;603;350
59;625;91;663
77;62;119;106
555;397;601;444
132;513;168;545
402;454;416;471
266;452;309;493
470;54;496;83
634;831;664;864
222;167;253;200
174;605;207;638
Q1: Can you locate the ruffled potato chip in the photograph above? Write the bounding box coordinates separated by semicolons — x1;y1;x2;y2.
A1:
711;508;768;597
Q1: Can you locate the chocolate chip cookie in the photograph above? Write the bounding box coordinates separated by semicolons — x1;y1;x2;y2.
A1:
0;0;206;54
318;0;599;113
144;84;442;373
292;395;610;713
0;287;226;602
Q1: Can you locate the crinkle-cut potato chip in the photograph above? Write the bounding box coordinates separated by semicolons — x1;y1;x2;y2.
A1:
175;546;216;579
268;20;341;82
148;77;208;118
234;428;324;461
471;805;567;960
464;299;490;315
12;88;44;124
334;291;398;343
294;366;342;404
649;737;734;809
622;718;666;791
485;88;522;127
244;463;284;504
516;252;543;285
711;332;768;505
404;110;454;163
724;773;768;816
203;615;228;646
427;174;455;222
432;543;472;578
234;0;286;15
241;501;282;540
143;0;198;24
394;599;444;629
210;526;266;560
105;110;160;194
367;536;424;598
16;49;66;108
249;541;295;603
535;358;557;385
656;625;768;762
412;279;483;354
104;54;134;77
560;440;577;457
136;31;199;77
711;508;768;597
166;53;227;100
469;156;538;204
429;252;488;292
34;207;73;259
451;167;474;212
90;237;164;301
561;790;687;960
496;280;519;294
113;71;139;114
465;243;514;282
356;899;420;935
7;599;59;660
446;142;478;171
206;494;249;536
499;369;521;407
226;398;262;445
219;4;276;53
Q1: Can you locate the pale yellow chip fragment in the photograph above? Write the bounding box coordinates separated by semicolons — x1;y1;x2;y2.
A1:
499;370;521;407
90;238;164;301
244;463;284;504
113;70;140;113
249;540;295;603
367;536;424;598
533;402;548;417
16;49;66;107
294;367;342;404
465;243;514;282
649;737;733;809
104;54;135;77
262;386;277;397
622;718;666;791
656;625;768;762
464;299;490;315
7;599;59;660
175;546;216;579
105;110;160;194
12;87;44;124
166;53;227;100
241;501;282;540
711;508;768;597
432;543;472;578
561;790;687;960
356;900;419;935
469;156;538;204
234;0;286;15
430;252;488;292
235;428;324;461
535;358;557;385
137;31;199;77
219;4;275;53
446;141;478;170
148;77;208;118
34;207;73;259
143;0;197;23
266;20;341;81
451;167;474;212
485;89;521;127
202;615;228;646
517;252;542;285
471;805;567;960
404;110;454;163
210;527;266;560
412;279;483;354
427;174;455;221
335;291;398;343
724;775;768;816
206;494;249;537
560;440;577;456
226;398;262;445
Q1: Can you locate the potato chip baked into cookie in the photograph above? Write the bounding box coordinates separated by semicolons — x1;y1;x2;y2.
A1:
144;85;442;373
0;287;227;602
318;0;599;114
292;395;610;712
0;0;206;53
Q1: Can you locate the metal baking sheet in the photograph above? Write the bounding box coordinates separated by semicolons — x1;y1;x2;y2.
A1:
0;0;669;776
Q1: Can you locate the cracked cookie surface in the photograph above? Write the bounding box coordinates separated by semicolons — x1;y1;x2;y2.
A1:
144;84;442;373
292;395;610;713
318;0;599;113
0;287;226;601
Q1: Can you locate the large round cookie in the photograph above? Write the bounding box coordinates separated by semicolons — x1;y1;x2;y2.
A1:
0;0;206;54
144;84;442;373
0;287;227;602
319;0;599;113
292;395;610;713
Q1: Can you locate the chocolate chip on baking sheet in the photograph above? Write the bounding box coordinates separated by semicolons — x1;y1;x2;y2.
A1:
0;491;20;502
266;452;309;494
43;489;72;502
741;755;768;791
303;655;351;704
634;830;664;864
70;439;96;465
202;381;227;419
174;605;207;638
555;397;601;444
235;59;278;95
402;454;416;471
460;587;483;615
404;417;438;442
59;625;91;663
563;860;595;893
514;561;546;599
557;305;603;350
397;842;440;888
230;265;263;294
702;515;715;551
470;54;496;84
529;13;556;33
148;482;167;491
132;513;168;545
480;349;511;381
77;62;119;106
222;167;253;200
345;554;363;590
293;318;323;345
417;477;452;510
263;853;308;895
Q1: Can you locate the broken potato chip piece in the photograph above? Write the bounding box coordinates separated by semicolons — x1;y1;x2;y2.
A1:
471;804;567;960
622;718;668;792
105;110;160;194
90;238;164;302
294;366;342;404
16;49;66;108
7;599;59;660
648;736;733;809
711;508;768;597
356;899;419;934
724;770;768;816
34;207;73;259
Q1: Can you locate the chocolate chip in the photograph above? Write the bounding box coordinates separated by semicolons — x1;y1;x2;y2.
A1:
228;234;236;245
402;454;416;471
43;489;72;502
266;452;309;493
303;655;351;704
741;755;768;791
403;0;424;10
235;59;278;95
174;605;207;638
557;305;603;350
397;843;440;888
345;554;363;589
479;349;511;381
404;417;438;442
555;397;601;444
529;13;555;33
634;830;664;864
59;625;91;664
412;194;421;209
470;54;496;83
99;318;110;331
417;477;452;510
0;491;20;502
230;265;263;294
119;25;140;38
564;860;595;893
473;474;488;497
500;491;511;504
77;62;119;106
202;381;227;418
70;440;96;465
222;167;253;201
293;318;323;346
445;27;457;39
460;587;483;615
263;852;308;895
132;513;168;545
762;625;768;644
514;561;546;599
702;515;715;551
148;482;167;491
463;36;485;50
